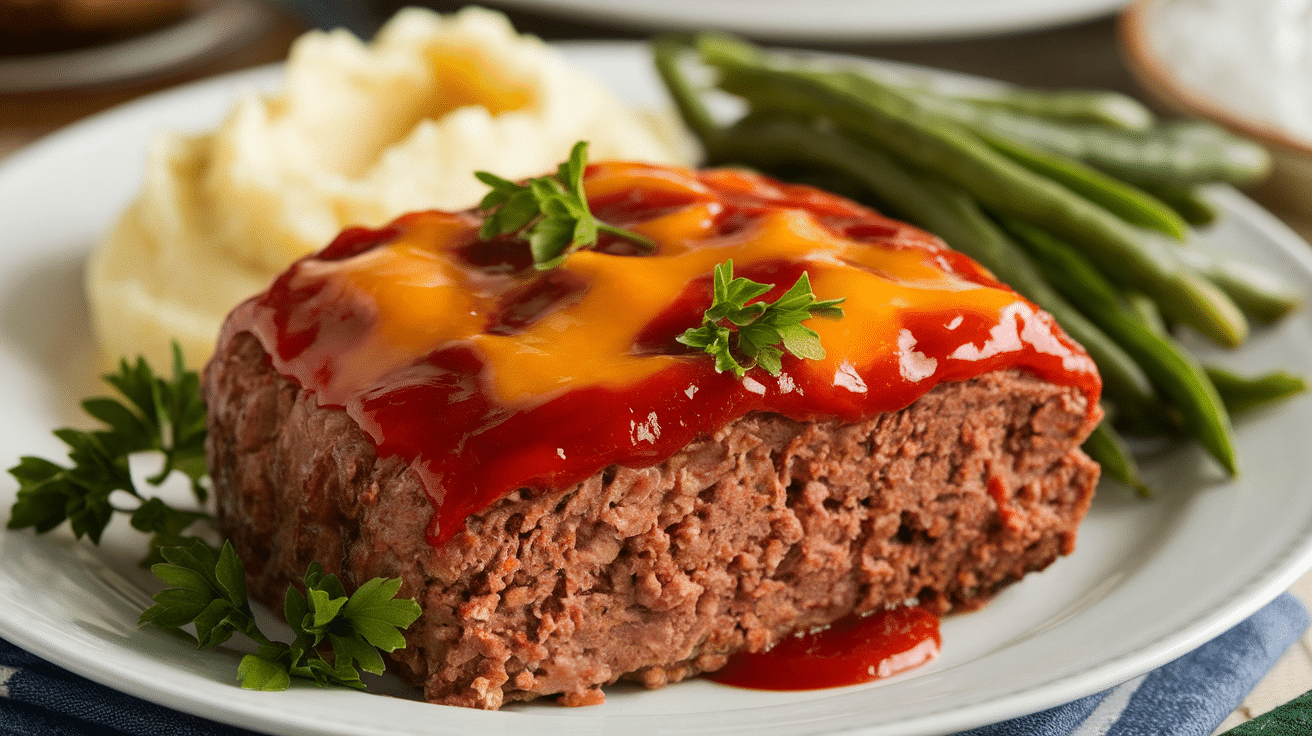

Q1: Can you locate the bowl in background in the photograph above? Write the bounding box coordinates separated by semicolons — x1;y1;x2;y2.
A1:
1120;0;1312;233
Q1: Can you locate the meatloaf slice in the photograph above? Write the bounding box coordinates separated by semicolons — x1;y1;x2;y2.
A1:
206;329;1100;709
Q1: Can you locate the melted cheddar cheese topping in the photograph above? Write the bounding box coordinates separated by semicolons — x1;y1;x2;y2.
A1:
222;160;1099;544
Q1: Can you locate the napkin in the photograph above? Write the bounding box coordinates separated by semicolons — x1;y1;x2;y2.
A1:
0;593;1306;736
958;592;1311;736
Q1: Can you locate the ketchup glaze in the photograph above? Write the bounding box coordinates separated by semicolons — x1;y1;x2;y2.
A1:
218;161;1101;547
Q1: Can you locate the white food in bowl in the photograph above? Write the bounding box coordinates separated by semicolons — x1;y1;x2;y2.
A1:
87;6;693;368
1131;0;1312;145
1121;0;1312;227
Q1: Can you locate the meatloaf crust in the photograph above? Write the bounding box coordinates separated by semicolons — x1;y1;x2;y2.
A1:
206;329;1100;709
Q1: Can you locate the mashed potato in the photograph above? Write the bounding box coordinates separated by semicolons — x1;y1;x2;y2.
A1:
88;6;691;368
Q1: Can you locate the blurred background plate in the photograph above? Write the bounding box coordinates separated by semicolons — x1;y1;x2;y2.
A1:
0;0;274;93
343;0;1135;42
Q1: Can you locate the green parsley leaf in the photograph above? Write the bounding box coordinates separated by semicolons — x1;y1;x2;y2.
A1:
130;497;209;567
142;540;419;692
340;576;422;653
676;259;846;377
238;651;292;691
331;630;386;676
104;344;209;498
475;141;657;269
10;346;423;694
139;539;255;646
6;342;210;556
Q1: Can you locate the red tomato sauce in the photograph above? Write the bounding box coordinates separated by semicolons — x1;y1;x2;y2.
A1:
707;605;942;690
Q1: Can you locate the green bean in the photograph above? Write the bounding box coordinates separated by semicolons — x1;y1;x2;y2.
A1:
697;115;1165;426
1152;122;1274;185
980;130;1188;239
1137;183;1219;227
696;34;1249;348
892;81;1154;131
1124;291;1169;336
1083;420;1152;497
938;88;1155;132
1205;367;1307;415
999;215;1237;475
652;34;721;147
1016;120;1271;189
1176;248;1303;323
906;93;1271;187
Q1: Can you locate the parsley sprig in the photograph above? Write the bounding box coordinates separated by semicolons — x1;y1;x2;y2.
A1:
7;344;208;562
6;345;422;691
475;141;656;269
677;259;845;377
140;540;421;691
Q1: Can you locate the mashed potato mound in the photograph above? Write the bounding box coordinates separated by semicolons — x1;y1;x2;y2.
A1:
88;6;691;368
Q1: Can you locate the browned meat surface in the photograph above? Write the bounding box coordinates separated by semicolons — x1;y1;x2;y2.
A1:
205;330;1099;709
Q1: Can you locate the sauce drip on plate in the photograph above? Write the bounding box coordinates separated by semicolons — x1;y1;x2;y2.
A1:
707;605;941;690
219;161;1100;546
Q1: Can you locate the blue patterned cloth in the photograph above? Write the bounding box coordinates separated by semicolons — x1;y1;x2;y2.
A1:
958;593;1310;736
0;593;1306;735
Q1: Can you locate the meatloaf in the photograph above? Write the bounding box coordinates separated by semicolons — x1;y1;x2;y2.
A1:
204;159;1102;709
207;330;1099;709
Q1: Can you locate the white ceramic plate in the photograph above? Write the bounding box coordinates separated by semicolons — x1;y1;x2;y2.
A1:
2;43;1312;736
488;0;1132;41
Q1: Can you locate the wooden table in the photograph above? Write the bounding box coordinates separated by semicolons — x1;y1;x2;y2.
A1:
2;3;1308;732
